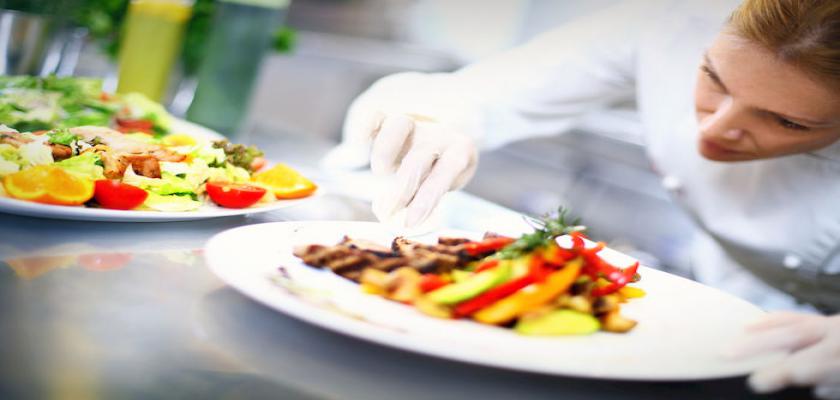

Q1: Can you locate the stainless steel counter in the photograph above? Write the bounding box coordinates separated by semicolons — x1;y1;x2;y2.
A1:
0;130;812;400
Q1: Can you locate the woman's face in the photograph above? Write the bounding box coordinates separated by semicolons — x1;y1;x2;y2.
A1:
694;32;840;162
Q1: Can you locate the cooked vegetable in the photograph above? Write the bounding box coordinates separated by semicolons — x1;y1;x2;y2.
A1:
296;208;645;336
463;237;516;256
426;262;512;305
600;310;637;333
472;258;582;325
515;310;601;336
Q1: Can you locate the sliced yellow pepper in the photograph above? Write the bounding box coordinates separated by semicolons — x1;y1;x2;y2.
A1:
619;286;646;299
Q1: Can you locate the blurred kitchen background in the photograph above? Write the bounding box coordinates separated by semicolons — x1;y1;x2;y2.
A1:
0;0;697;275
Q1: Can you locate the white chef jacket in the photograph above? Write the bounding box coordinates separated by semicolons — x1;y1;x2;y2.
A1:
348;0;840;312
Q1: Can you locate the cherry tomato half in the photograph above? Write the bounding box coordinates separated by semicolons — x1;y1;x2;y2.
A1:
205;182;266;209
115;118;154;134
94;180;149;210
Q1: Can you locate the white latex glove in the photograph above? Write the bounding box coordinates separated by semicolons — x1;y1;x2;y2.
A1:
725;312;840;399
322;72;481;228
368;113;477;228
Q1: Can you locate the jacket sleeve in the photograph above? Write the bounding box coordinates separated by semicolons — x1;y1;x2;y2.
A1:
349;0;666;149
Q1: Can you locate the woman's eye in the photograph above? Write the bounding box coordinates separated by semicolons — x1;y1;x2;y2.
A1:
777;117;809;131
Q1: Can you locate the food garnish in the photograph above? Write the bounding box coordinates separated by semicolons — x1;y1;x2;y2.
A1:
295;208;644;335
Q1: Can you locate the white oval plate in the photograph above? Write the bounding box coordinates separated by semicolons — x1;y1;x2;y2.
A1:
0;119;318;222
205;221;782;381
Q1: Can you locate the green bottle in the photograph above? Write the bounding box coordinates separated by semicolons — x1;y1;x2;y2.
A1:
186;0;288;137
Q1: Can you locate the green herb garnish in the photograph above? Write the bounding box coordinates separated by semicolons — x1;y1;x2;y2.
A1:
496;207;585;260
212;139;264;172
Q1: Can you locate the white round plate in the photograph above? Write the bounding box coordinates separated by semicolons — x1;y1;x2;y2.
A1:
0;119;318;222
205;221;783;381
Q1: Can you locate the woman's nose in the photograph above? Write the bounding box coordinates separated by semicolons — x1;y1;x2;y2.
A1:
699;97;746;141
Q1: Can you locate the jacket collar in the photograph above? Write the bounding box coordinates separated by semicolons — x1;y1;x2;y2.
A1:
809;140;840;163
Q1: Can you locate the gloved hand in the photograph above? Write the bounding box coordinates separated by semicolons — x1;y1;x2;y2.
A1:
725;312;840;399
322;73;480;228
347;112;477;227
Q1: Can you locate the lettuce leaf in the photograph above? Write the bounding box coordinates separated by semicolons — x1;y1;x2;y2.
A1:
55;152;105;180
0;158;19;177
47;128;81;146
18;141;53;167
122;166;196;196
142;192;202;212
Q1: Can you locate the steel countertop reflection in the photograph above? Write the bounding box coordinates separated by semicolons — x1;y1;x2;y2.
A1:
0;130;813;400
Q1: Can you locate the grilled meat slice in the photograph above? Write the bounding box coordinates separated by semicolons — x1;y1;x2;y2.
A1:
294;244;384;281
438;237;471;246
99;150;125;179
0;131;32;147
70;126;186;165
295;234;487;282
391;237;466;273
339;236;396;257
121;154;161;178
150;149;186;162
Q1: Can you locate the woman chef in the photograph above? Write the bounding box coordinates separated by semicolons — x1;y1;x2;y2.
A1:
325;0;840;397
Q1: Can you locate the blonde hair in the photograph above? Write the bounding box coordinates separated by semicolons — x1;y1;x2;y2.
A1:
729;0;840;86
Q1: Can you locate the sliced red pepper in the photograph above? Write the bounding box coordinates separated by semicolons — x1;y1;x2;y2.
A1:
453;275;535;318
591;261;639;296
463;237;515;256
569;231;586;251
474;259;500;273
542;244;576;266
582;242;605;255
528;254;550;282
115;118;154;134
453;254;554;318
419;274;449;293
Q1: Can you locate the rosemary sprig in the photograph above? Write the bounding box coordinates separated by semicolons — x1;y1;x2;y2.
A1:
496;207;585;259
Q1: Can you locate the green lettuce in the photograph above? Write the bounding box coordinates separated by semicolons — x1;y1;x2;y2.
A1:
18;141;53;167
122;166;197;196
142;192;202;212
0;143;23;166
47;128;81;146
0;159;19;176
55;152;105;180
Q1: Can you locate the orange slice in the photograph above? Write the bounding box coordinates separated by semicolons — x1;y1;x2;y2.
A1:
251;163;317;199
3;165;95;205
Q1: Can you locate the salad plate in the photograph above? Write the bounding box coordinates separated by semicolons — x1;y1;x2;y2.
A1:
205;221;783;381
0;76;319;222
0;187;317;222
0;118;318;222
